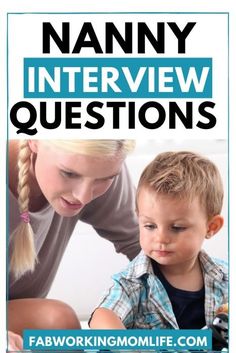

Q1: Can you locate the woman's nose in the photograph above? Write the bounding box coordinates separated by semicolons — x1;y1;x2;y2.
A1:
72;181;94;205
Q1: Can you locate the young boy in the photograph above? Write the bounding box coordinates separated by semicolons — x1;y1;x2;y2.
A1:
89;151;228;330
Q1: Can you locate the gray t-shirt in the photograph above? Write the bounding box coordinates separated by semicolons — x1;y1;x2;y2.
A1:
9;164;140;299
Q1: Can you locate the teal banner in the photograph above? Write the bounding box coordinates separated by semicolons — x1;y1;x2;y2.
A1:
23;328;212;350
24;57;212;98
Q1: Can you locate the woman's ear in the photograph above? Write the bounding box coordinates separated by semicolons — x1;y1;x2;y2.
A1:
206;215;224;239
28;140;39;153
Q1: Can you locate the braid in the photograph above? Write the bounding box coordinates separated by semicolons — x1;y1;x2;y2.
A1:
10;140;38;278
17;140;31;213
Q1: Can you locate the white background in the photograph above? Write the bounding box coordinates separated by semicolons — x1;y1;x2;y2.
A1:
1;0;235;351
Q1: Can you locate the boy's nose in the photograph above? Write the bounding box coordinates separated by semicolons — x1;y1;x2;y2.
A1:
155;228;170;244
72;181;94;205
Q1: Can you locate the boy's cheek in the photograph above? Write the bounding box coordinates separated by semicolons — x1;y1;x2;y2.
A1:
139;237;150;252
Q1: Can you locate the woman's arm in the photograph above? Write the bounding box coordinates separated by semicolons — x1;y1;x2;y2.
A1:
8;331;23;351
90;308;126;329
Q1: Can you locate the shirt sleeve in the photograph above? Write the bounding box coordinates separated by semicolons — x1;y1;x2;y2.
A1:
89;273;135;328
79;163;141;260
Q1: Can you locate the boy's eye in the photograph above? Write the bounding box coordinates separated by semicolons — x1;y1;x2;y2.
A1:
171;225;187;232
144;224;156;230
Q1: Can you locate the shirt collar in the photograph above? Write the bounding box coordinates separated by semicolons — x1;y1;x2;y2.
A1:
125;251;154;279
125;249;227;281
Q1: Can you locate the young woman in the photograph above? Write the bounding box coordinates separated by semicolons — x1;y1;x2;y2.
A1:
8;139;140;349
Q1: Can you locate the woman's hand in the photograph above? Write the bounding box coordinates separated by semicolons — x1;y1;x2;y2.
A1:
7;330;23;351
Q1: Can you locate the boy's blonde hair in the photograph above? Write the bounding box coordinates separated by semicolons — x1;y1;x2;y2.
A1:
10;139;135;279
136;151;224;219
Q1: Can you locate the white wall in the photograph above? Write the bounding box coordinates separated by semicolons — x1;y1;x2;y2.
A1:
48;139;228;321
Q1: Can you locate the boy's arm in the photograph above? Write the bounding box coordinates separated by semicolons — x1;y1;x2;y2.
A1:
90;308;126;329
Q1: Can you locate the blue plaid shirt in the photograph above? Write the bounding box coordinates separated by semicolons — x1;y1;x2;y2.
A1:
95;250;228;329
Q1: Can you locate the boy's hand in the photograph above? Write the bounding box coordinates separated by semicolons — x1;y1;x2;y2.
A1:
90;308;126;329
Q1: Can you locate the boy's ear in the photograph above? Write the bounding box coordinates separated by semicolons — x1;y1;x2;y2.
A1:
206;215;224;239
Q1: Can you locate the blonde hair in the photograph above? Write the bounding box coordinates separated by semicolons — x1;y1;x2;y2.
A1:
45;140;135;157
136;151;224;219
10;139;135;278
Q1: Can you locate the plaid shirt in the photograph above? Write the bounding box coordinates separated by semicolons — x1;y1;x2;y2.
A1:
96;250;228;329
